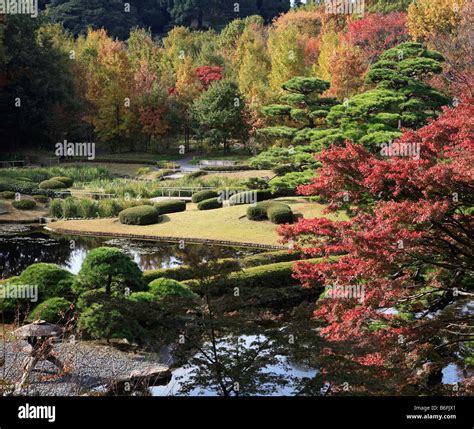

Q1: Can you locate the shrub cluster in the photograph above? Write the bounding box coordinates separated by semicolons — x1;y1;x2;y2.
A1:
191;190;218;203
197;197;222;210
119;205;160;225
185;259;323;295
246;201;293;224
12;199;36;210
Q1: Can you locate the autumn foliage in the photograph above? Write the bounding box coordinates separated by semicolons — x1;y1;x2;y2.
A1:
280;99;474;393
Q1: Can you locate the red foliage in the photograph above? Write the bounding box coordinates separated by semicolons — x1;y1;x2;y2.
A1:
344;12;409;63
194;66;224;89
280;100;474;393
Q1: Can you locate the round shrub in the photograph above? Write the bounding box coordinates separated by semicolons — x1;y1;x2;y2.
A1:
33;195;50;203
148;278;197;300
28;297;73;324
128;291;156;303
197;197;223;210
39;179;67;190
192;190;218;203
267;203;294;224
51;176;74;187
12;199;36;210
0;191;15;199
246;204;268;221
119;205;159;225
154;199;186;215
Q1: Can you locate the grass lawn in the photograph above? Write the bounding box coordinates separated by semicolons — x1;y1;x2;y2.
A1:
49;197;345;247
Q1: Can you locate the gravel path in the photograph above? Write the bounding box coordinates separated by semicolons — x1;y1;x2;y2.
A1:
0;340;171;396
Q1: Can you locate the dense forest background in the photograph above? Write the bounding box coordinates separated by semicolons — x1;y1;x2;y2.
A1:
0;0;471;153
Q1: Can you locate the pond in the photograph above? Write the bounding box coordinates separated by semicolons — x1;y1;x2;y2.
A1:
0;225;258;277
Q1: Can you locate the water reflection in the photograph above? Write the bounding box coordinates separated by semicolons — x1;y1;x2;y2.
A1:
153;334;317;396
0;226;257;277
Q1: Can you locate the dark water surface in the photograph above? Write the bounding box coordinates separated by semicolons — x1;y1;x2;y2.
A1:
0;225;257;277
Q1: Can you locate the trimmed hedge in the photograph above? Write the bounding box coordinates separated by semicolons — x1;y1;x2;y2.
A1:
39;179;67;190
192;190;218;203
148;278;197;300
144;259;241;283
12;199;36;210
155;199;186;215
267;203;294;224
119;205;160;225
142;253;304;284
185;258;328;295
197;197;222;210
229;190;272;206
0;191;15;199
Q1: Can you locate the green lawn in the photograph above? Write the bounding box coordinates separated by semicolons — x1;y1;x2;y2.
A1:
49;198;346;247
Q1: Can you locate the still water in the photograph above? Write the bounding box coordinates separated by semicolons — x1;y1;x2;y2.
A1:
0;224;256;277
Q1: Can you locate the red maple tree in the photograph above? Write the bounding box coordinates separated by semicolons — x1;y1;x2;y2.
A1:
280;99;474;394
